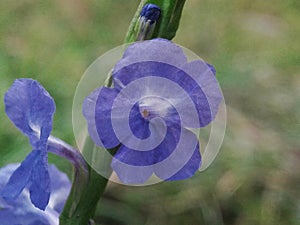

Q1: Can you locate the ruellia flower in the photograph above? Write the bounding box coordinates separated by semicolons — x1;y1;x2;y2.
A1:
83;39;223;184
2;78;84;209
0;163;70;225
1;79;56;210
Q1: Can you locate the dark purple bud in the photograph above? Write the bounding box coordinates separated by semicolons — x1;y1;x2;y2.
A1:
140;4;161;24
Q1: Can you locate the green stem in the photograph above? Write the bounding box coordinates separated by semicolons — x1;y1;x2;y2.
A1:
59;137;109;225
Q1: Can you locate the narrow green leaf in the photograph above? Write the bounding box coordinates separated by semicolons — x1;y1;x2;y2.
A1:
124;0;148;43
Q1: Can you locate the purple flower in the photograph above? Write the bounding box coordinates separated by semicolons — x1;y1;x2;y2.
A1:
1;79;55;210
83;39;222;184
0;163;71;225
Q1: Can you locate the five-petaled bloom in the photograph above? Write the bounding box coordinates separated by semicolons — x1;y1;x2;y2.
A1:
0;163;70;225
1;79;56;210
83;38;222;184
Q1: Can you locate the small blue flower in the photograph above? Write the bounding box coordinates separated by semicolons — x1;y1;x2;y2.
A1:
83;39;222;184
0;163;71;225
1;79;55;210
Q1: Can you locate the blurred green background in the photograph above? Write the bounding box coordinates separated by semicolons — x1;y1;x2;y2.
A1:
0;0;299;224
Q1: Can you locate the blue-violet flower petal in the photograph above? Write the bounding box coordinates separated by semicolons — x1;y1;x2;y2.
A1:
0;163;71;225
2;79;54;210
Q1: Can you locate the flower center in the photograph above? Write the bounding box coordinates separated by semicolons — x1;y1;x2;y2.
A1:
138;96;171;120
141;109;150;118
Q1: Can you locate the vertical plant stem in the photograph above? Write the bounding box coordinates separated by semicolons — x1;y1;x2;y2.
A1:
59;136;108;225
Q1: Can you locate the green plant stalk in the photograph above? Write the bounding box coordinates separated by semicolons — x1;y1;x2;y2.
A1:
60;135;119;224
60;0;186;224
59;168;107;225
59;136;106;224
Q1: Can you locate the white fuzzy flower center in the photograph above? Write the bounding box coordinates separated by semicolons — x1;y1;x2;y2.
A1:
139;96;171;120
